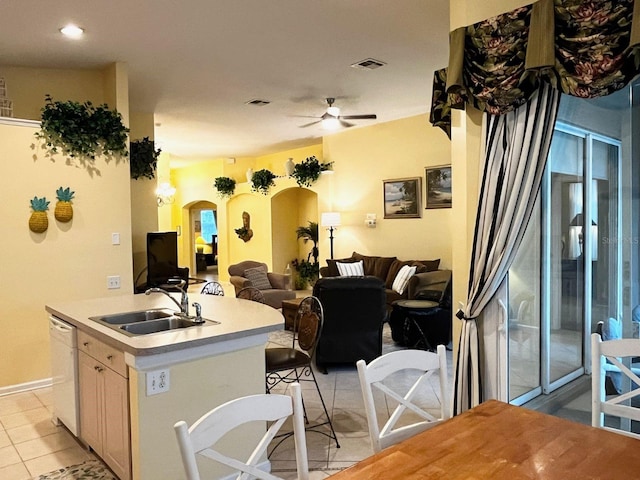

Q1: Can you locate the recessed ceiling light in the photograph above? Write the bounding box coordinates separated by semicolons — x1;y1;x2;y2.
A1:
60;25;84;38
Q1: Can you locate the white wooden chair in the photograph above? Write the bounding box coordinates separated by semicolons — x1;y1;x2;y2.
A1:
356;345;450;453
591;332;640;439
174;383;308;480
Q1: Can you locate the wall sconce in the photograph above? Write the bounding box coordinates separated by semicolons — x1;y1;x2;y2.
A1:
365;213;377;228
321;212;341;259
195;236;207;253
156;182;176;207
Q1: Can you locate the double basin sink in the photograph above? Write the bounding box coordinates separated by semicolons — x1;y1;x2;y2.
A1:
90;309;218;336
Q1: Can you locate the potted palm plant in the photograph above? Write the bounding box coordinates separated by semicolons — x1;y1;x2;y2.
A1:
296;221;319;264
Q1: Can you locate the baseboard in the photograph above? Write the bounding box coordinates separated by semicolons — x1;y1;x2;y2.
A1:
0;377;53;397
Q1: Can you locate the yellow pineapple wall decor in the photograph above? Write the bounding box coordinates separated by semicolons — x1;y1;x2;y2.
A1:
54;186;75;222
29;196;50;233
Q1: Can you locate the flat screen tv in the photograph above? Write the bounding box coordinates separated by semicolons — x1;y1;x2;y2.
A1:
146;231;179;287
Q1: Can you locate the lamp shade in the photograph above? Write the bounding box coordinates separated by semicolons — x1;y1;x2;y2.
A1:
195;236;207;245
321;212;341;227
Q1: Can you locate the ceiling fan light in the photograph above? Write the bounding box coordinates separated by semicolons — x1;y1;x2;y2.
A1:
321;117;340;130
326;106;340;117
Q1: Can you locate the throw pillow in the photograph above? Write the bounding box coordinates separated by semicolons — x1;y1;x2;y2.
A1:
244;266;272;290
352;252;396;279
337;260;364;277
392;264;417;295
326;256;357;276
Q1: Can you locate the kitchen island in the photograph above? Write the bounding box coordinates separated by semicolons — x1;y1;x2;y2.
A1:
46;292;283;480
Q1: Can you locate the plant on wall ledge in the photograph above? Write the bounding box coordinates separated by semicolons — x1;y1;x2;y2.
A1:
291;156;334;187
130;137;161;180
34;94;129;160
251;169;276;195
213;176;236;198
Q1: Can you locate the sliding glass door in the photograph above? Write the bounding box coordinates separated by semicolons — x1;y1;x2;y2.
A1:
508;102;622;404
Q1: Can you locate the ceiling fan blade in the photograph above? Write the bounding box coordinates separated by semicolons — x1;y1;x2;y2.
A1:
340;114;377;120
339;119;355;128
299;120;321;128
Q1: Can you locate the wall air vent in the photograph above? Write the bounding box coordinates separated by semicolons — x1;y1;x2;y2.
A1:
351;58;386;70
245;99;271;106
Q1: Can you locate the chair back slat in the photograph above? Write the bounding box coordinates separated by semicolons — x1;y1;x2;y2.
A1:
591;333;640;440
357;344;450;453
174;384;308;480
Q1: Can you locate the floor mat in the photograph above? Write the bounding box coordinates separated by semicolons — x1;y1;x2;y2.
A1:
36;460;117;480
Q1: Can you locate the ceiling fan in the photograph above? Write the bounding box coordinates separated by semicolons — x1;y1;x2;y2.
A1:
299;97;377;129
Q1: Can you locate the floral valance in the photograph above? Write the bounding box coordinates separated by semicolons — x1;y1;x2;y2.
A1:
430;0;640;137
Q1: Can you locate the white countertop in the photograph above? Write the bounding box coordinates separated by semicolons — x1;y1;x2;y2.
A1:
46;292;283;357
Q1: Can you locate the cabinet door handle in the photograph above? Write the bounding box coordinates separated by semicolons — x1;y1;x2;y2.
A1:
83;342;90;347
94;366;104;372
107;355;113;361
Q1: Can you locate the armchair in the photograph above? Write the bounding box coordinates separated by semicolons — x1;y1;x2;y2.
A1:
312;276;387;372
228;260;295;309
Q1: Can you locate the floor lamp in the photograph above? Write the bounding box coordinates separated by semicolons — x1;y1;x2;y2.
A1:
321;212;341;259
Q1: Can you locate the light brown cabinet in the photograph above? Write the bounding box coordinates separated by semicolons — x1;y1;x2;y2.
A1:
78;331;131;480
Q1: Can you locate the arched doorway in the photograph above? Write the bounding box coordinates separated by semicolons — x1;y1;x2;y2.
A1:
188;200;218;279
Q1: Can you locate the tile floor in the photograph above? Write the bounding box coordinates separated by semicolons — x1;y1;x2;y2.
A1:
0;323;453;479
0;387;97;479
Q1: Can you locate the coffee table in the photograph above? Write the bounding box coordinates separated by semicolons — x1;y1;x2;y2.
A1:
281;297;304;331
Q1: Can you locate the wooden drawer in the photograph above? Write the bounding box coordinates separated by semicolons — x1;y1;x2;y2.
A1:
78;330;128;378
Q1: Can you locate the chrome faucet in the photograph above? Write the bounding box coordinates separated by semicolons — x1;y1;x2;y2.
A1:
145;282;189;317
191;302;204;324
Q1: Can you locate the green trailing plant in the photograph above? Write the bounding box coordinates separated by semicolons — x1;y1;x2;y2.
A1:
292;258;319;287
213;176;237;198
296;221;319;264
35;94;129;160
234;226;252;242
291;156;334;187
130;137;161;180
251;169;276;195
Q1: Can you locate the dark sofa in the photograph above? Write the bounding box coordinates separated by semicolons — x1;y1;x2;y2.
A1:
312;276;387;372
318;251;441;312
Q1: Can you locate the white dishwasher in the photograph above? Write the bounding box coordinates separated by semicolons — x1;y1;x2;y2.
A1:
49;315;80;436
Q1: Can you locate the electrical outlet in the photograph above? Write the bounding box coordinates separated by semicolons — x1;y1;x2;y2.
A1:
112;233;120;245
146;369;170;396
107;275;121;289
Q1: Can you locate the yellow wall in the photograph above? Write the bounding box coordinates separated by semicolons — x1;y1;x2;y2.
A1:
0;64;133;389
129;112;158;290
167;115;452;284
450;0;533;29
0;65;111;119
0;121;133;388
322;115;453;267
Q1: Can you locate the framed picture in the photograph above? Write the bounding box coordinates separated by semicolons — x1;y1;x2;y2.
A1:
425;165;452;209
383;177;422;219
194;220;202;232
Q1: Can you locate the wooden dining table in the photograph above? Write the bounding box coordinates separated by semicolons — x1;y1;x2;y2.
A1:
328;399;640;479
